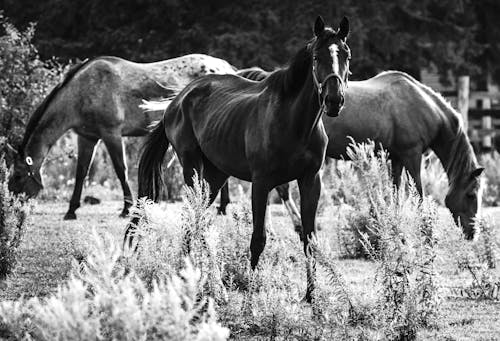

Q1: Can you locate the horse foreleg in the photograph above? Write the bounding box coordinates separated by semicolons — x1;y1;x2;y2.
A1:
250;179;271;269
102;134;133;217
298;171;321;303
402;152;423;196
275;183;302;235
64;135;98;220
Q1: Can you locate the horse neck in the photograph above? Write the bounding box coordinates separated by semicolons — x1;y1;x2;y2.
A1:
269;48;320;140
24;100;75;172
431;120;478;187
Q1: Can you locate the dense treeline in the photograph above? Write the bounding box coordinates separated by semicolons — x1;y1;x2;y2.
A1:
2;0;500;85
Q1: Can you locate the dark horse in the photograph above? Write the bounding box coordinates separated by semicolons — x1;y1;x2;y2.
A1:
8;54;236;219
232;68;484;239
125;16;351;301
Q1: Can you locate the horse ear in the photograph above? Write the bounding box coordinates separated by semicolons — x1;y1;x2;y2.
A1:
338;16;349;41
470;167;485;180
314;16;325;37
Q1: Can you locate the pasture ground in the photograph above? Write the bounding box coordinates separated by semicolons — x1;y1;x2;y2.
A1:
1;200;499;340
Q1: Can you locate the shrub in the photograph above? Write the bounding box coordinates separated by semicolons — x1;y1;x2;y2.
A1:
0;155;30;281
179;172;226;303
0;231;229;341
332;141;394;258
323;141;443;339
450;215;499;301
421;152;447;206
0;15;65;163
359;181;442;340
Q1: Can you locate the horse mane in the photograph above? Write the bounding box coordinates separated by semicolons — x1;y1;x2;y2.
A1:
444;121;479;187
263;42;313;94
19;58;93;154
408;72;479;184
375;69;479;184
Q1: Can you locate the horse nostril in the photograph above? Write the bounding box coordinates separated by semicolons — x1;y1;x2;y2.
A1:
326;95;343;109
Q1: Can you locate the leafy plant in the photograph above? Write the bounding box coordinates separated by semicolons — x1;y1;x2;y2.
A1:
0;154;30;280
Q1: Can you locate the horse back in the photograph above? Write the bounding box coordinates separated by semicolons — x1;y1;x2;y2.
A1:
59;55;236;137
324;71;445;159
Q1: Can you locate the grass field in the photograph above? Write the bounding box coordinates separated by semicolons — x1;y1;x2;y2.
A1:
1;199;499;340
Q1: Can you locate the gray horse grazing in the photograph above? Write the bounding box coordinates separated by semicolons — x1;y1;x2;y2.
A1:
230;69;484;239
8;54;236;219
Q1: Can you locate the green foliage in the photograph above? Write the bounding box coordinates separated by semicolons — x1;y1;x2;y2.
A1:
359;179;442;340
450;215;499;301
0;154;30;281
421;153;447;206
0;231;229;341
3;1;499;84
0;14;65;163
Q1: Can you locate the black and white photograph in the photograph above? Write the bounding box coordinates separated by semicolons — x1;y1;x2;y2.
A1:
0;1;499;339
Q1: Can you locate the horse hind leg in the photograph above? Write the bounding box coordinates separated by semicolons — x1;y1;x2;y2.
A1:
64;135;99;220
391;157;403;189
218;182;230;215
101;133;133;217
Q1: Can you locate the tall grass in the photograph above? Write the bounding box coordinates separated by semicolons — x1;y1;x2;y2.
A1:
0;230;229;340
320;141;443;340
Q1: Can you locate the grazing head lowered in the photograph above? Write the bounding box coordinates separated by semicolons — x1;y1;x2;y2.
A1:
309;16;350;117
445;166;484;240
8;154;43;198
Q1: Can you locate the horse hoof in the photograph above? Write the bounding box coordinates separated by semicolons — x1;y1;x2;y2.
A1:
63;212;77;220
119;210;129;218
216;206;226;215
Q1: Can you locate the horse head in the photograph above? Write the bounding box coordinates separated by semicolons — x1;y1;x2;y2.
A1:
445;167;484;239
8;154;43;198
309;16;351;117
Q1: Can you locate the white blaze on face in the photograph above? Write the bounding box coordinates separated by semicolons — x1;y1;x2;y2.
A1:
329;44;340;74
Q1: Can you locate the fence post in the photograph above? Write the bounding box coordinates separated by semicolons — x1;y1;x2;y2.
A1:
482;98;492;149
457;75;470;131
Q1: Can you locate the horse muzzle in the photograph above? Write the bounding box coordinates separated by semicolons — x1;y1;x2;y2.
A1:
324;95;345;117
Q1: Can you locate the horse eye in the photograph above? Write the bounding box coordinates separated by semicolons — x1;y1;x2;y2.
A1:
466;193;475;199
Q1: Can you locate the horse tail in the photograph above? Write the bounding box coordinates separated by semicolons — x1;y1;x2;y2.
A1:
137;119;169;201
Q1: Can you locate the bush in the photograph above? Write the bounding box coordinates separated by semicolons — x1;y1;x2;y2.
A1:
421;152;447;206
0;15;65;162
359;179;442;340
449;215;499;301
0;231;229;341
0;154;30;281
320;141;442;339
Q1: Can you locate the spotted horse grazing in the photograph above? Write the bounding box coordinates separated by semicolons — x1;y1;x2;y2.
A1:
8;54;236;220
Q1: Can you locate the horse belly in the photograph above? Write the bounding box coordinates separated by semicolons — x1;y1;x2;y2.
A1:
203;142;252;181
324;111;392;159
